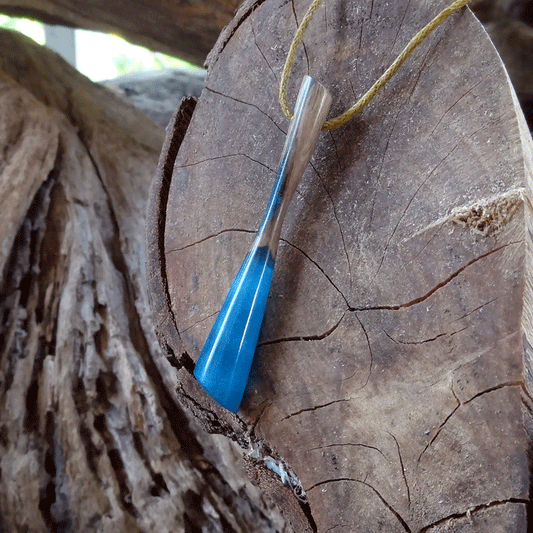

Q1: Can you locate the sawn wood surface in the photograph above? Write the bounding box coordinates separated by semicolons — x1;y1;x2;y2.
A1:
149;0;533;531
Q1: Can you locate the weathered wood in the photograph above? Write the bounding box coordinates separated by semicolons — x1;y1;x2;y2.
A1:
0;29;288;532
103;69;205;129
0;0;239;65
149;0;533;531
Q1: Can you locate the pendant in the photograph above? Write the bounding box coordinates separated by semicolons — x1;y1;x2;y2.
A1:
193;75;332;412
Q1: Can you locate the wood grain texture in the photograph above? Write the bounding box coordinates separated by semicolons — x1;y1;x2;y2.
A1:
0;29;288;532
153;0;533;531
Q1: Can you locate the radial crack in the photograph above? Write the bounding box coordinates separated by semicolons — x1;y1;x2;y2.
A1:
383;329;447;345
352;241;522;312
280;237;350;307
251;12;278;83
308;442;387;461
343;313;373;387
425;74;495;142
369;108;401;227
282;398;352;422
204;85;286;134
291;0;310;73
180;310;219;334
418;381;522;464
258;313;345;347
166;228;255;253
463;381;522;405
248;400;271;438
370;121;493;285
310;162;353;289
209;0;268;66
388;0;411;60
451;297;499;322
307;478;411;532
176;151;276;173
382;325;469;345
418;499;528;532
387;431;411;506
418;389;460;464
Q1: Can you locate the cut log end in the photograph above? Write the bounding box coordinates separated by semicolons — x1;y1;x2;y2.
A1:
148;0;533;531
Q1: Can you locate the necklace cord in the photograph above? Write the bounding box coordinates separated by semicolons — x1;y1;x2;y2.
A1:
279;0;472;131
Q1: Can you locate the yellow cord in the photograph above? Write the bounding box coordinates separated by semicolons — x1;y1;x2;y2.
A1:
279;0;473;130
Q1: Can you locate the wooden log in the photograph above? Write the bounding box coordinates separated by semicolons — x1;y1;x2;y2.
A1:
0;29;288;532
148;0;533;531
0;0;239;65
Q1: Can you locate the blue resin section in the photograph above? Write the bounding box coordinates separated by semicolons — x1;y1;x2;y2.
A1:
193;245;275;412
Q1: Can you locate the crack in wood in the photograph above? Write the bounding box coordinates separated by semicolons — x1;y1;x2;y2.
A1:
370;120;499;286
306;477;411;532
418;381;524;464
307;442;388;461
290;0;310;74
324;525;350;533
383;328;449;345
175;150;276;173
310;162;353;290
204;85;286;134
251;10;278;83
166;228;255;254
207;0;269;69
463;381;523;405
352;241;523;312
388;0;412;60
248;400;272;439
407;223;444;264
418;498;529;532
257;312;344;347
350;313;373;388
451;297;500;323
368;102;403;229
425;74;494;142
382;324;469;345
165;228;350;309
280;237;350;307
387;431;411;507
180;309;220;334
281;398;352;422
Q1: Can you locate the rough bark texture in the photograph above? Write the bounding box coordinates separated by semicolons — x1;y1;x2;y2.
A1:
0;0;239;65
148;0;533;531
0;29;289;533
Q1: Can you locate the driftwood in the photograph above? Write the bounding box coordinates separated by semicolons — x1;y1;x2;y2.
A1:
148;0;533;531
0;0;239;65
0;29;289;532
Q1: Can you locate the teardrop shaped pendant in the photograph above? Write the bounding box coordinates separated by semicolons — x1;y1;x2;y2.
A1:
193;76;332;412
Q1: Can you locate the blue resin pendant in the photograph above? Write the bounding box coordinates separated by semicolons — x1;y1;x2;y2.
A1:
194;76;332;412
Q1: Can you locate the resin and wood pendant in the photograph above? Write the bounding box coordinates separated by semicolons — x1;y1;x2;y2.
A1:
193;75;332;412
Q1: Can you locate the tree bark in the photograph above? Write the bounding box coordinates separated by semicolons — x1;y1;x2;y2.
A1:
148;0;533;531
0;0;239;65
0;29;288;532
